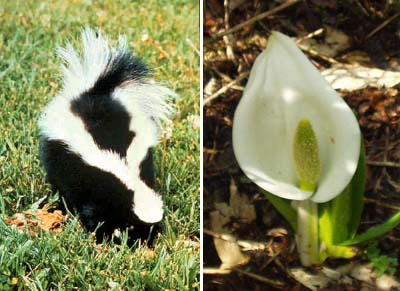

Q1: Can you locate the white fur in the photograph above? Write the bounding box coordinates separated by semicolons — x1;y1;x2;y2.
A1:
131;177;164;223
58;29;110;99
39;29;175;223
113;83;175;174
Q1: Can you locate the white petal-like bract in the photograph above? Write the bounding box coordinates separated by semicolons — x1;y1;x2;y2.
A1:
233;31;360;203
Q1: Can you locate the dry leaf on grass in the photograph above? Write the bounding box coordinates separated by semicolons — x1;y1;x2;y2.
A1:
5;208;65;235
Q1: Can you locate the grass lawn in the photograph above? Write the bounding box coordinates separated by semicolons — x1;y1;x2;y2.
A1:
0;0;200;290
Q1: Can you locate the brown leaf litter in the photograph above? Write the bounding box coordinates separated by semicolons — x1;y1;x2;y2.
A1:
5;208;65;236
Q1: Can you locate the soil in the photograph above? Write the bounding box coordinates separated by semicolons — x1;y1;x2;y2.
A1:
203;1;400;290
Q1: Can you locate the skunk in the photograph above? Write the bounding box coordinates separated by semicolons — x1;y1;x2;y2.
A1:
38;29;174;244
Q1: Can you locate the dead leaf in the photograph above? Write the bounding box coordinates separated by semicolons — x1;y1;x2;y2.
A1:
267;228;288;237
25;209;64;232
340;50;372;65
210;210;250;270
208;179;257;271
323;63;400;91
345;263;400;290
5;208;65;235
229;179;256;223
300;27;350;57
291;263;400;291
204;77;218;96
290;268;333;291
344;87;400;129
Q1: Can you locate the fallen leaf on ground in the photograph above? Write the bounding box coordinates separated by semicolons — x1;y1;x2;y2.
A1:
300;27;350;57
290;268;333;291
290;263;400;291
210;210;250;270
344;87;400;129
342;263;400;291
323;63;400;91
5;208;65;235
229;179;256;223
208;179;257;270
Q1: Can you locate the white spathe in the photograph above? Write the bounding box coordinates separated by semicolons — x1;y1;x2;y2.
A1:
232;31;360;203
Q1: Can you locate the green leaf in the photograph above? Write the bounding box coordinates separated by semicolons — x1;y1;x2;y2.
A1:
262;190;297;231
348;139;366;237
339;211;400;246
318;195;357;260
317;141;365;260
323;185;352;243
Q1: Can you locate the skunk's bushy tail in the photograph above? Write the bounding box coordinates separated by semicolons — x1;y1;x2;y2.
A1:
58;28;174;127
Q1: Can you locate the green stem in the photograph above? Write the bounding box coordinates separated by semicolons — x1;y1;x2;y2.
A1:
295;199;320;266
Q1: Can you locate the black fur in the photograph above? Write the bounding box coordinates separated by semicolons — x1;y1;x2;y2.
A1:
40;49;160;245
90;51;149;95
70;93;135;157
40;138;158;244
139;148;155;188
70;51;148;157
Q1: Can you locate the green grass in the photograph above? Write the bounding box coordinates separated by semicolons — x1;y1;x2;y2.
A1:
0;0;199;290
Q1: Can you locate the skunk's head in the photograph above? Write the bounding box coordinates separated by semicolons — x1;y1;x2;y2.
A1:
38;28;175;243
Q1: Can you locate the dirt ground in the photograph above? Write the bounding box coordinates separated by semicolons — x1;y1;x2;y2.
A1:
203;1;400;290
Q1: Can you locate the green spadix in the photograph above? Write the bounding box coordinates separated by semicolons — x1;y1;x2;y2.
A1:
293;119;320;193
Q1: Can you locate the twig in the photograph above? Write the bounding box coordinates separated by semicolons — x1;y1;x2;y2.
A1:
213;69;234;83
203;148;222;155
355;0;370;17
366;10;400;40
259;250;282;271
230;84;244;91
233;268;285;288
203;267;231;275
386;172;400;191
366;160;400;168
364;198;400;211
373;127;390;192
296;28;324;43
297;44;338;64
205;0;300;45
204;73;248;106
223;0;235;60
204;228;270;251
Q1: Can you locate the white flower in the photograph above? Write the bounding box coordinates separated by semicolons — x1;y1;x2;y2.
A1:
232;32;360;203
